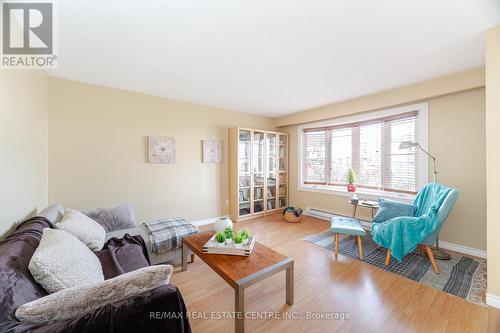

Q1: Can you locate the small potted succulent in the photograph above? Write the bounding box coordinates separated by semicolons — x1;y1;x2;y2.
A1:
215;232;226;244
232;232;244;247
224;226;234;245
347;168;357;192
240;228;250;245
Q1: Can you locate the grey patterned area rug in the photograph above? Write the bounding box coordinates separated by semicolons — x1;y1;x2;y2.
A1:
304;229;487;306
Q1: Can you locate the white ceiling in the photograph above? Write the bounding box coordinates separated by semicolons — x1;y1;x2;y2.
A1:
50;0;500;117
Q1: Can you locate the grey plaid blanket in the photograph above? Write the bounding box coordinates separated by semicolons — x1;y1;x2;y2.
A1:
144;218;199;255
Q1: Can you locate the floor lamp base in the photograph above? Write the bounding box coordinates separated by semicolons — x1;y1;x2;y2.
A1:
432;248;451;261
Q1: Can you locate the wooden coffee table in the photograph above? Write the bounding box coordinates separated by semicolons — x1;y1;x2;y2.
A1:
182;232;294;333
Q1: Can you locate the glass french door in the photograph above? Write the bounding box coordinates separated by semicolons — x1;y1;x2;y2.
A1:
266;132;277;211
252;130;265;214
238;129;251;217
278;133;288;208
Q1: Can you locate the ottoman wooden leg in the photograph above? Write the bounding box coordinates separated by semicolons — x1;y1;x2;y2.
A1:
334;234;340;257
356;236;364;260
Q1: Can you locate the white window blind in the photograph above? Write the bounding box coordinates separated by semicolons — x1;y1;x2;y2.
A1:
302;111;420;194
329;127;352;184
303;129;327;184
383;115;419;193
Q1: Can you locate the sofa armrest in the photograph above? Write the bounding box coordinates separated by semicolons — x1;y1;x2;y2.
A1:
9;285;190;333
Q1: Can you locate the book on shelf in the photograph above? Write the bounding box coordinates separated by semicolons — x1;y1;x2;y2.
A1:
254;132;264;141
239;176;249;187
239;189;249;202
279;159;286;171
279;198;287;207
278;173;286;183
267;177;276;185
267;200;276;210
239;206;250;215
279;146;287;157
239;132;251;141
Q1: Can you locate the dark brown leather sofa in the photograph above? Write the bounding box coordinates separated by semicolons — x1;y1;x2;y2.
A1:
0;217;191;333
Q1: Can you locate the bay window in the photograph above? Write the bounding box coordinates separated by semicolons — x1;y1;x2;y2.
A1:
300;104;427;196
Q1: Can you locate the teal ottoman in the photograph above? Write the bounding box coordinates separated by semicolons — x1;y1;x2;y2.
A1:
331;216;366;260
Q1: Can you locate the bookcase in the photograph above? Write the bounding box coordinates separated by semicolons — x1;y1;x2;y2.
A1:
229;128;288;222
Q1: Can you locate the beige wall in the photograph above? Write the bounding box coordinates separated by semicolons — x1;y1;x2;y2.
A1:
0;71;48;237
48;78;274;223
280;87;486;250
486;26;500;299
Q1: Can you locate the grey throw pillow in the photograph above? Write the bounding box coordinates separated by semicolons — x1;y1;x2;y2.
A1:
85;204;136;232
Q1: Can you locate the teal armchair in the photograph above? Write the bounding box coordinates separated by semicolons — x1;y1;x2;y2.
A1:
371;183;459;274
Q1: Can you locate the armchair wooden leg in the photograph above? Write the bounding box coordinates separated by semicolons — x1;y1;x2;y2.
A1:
425;246;440;274
334;234;339;257
385;249;391;266
356;236;364;260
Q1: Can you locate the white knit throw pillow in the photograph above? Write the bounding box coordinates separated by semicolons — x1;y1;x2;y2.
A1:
56;208;106;251
29;228;104;294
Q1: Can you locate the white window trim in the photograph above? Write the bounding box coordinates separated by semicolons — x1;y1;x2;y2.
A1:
297;103;429;202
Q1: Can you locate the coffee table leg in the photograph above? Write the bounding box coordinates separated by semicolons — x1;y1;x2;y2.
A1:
235;286;245;333
182;243;187;272
286;261;294;305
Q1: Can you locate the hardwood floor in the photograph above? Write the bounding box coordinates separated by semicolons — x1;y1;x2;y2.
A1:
171;214;499;333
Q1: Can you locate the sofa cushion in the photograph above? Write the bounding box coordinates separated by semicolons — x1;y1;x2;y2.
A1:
86;204;136;232
16;265;173;324
29;228;104;294
38;204;65;224
97;234;151;279
372;198;417;223
56;208;106;251
0;218;50;326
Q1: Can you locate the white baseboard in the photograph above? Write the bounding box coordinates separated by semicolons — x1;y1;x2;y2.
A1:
438;241;486;259
303;207;372;228
191;216;227;227
486;293;500;309
304;206;487;259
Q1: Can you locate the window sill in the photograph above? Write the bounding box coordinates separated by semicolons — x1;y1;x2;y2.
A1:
299;184;415;203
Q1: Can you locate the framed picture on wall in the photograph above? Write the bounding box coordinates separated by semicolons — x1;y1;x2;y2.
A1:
148;136;176;163
202;140;223;163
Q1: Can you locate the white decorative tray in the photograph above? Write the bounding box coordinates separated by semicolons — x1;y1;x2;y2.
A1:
202;235;256;256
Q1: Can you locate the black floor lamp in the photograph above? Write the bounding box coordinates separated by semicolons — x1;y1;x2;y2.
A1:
399;141;451;261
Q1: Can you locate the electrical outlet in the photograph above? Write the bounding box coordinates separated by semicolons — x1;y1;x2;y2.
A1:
225;199;229;206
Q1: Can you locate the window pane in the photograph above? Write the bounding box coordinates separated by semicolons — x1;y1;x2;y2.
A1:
329;128;352;184
302;110;420;194
303;130;326;183
385;116;419;192
358;122;382;188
